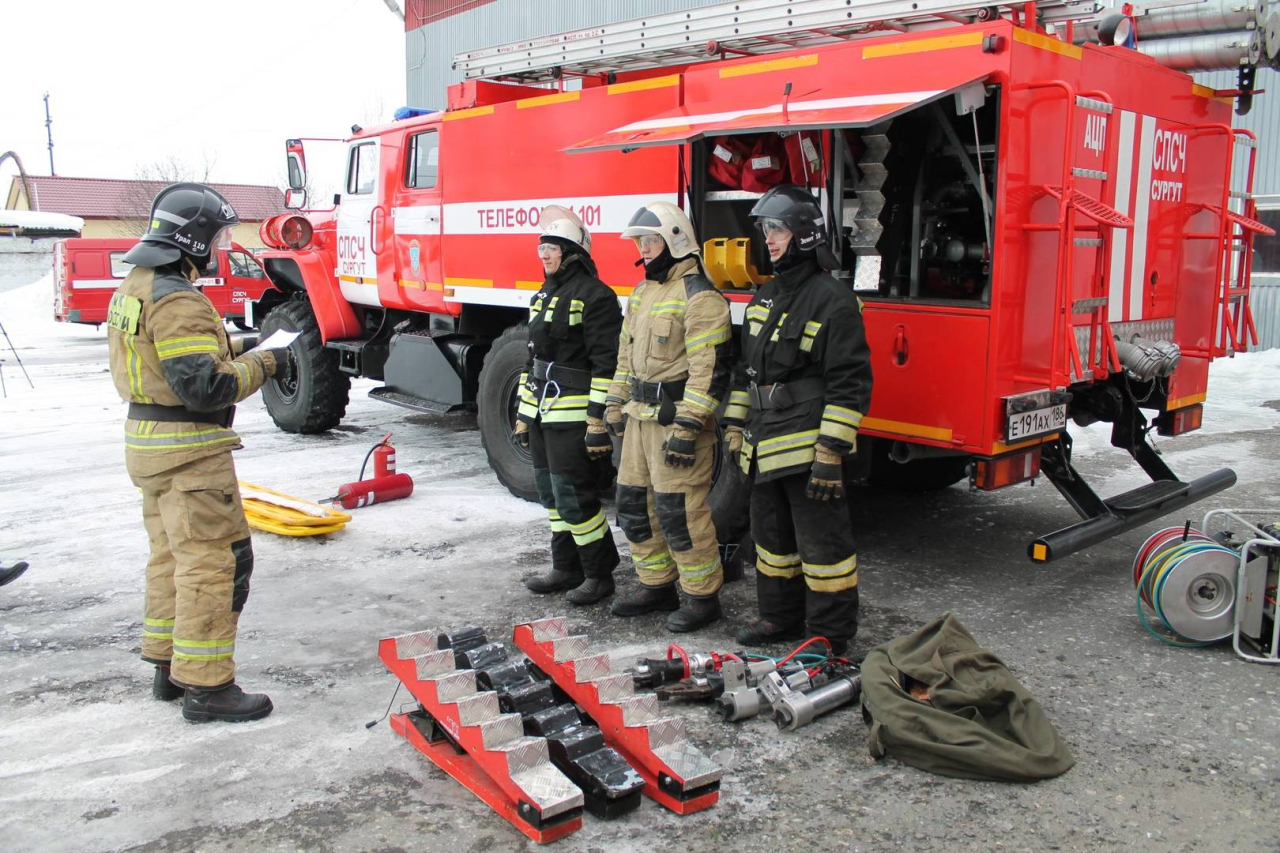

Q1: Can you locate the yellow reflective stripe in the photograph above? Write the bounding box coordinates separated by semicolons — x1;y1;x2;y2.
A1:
145;618;175;626
823;405;862;426
539;394;590;410
678;556;720;581
591;377;613;391
757;558;802;579
683;388;718;415
802;554;857;578
635;552;673;570
745;305;769;320
758;430;819;452
590;388;608;405
748;321;763;337
756;544;800;569
157;344;221;359
125;427;239;451
548;510;571;533
651;307;685;316
231;360;248;400
757;446;817;473
156;335;219;350
142;617;174;639
518;401;539;419
172;636;235;661
124;334;151;403
805;320;822;334
611;369;631;383
820;421;858;444
652;300;685;310
686;324;730;355
805;572;859;592
569;510;608;545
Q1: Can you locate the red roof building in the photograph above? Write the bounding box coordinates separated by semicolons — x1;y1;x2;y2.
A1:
5;176;285;246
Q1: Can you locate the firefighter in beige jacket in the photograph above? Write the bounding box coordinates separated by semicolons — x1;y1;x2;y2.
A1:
107;184;288;723
606;202;732;632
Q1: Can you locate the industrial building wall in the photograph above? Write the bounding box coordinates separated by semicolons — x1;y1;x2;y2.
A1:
404;0;725;108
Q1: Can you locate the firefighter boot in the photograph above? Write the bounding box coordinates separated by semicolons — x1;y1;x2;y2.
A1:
182;683;274;723
611;582;680;617
565;576;615;606
153;664;183;701
666;592;722;633
525;569;585;594
736;618;805;648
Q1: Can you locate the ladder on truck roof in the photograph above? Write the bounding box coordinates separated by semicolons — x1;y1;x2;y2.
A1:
453;0;1114;82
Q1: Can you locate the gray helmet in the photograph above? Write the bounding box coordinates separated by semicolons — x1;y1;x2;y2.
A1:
123;182;239;267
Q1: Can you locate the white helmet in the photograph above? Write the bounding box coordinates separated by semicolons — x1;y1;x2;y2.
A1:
621;200;699;258
538;204;591;253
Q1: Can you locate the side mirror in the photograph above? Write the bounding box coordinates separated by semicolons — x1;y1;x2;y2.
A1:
286;139;307;190
285;188;307;210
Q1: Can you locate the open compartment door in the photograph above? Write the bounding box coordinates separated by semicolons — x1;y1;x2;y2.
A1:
565;71;991;154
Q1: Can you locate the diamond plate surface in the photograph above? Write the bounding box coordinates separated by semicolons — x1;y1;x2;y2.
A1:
551;635;588;662
643;716;686;749
528;616;568;642
428;670;476;702
453;691;500;724
571;653;611;682
654;741;723;789
853;255;882;291
1072;318;1175;384
492;735;552;776
590;672;635;704
392;630;438;659
478;713;524;748
510;763;584;818
412;649;455;680
618;694;658;726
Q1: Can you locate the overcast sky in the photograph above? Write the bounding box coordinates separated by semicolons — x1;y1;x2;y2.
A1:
1;0;405;194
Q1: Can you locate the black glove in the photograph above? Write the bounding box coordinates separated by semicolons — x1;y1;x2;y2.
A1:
584;420;613;460
513;419;530;449
806;446;845;501
605;403;626;438
268;348;294;383
662;426;699;468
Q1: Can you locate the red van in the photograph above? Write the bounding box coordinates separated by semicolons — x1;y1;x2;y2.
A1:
53;237;281;328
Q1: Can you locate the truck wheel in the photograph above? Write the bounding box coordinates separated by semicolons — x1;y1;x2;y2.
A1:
867;441;969;491
260;299;351;434
478;325;538;501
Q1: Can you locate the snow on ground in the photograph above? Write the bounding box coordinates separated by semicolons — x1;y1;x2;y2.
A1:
2;274;1278;853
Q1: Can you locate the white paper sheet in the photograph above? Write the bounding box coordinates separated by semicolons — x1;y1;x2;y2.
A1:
250;329;300;352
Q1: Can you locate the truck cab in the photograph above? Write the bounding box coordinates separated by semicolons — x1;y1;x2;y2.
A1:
53;237;282;329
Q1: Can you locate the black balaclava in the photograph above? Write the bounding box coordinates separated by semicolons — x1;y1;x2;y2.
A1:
772;238;818;289
542;237;596;282
641;244;681;282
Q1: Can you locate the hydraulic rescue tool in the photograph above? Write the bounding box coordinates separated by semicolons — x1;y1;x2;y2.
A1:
513;617;723;814
1132;509;1280;664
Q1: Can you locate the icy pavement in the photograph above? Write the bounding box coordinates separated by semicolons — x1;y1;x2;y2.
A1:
2;274;1279;853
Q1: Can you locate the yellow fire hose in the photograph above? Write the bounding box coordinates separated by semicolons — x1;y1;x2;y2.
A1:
239;481;351;537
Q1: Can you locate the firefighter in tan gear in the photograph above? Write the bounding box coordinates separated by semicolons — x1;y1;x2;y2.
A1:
515;206;624;604
607;202;732;632
107;183;289;723
723;185;873;656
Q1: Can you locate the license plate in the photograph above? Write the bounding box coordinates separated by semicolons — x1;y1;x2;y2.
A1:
1006;404;1066;442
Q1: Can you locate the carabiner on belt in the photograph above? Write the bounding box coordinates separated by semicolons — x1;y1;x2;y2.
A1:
538;361;562;415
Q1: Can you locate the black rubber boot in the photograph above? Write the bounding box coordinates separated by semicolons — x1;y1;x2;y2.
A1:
182;683;274;723
525;569;584;594
565;576;615;605
826;638;850;657
610;583;680;617
736;618;805;647
0;559;29;587
153;665;184;701
666;593;722;633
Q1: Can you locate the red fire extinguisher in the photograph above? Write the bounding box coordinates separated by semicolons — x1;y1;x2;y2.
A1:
327;433;414;509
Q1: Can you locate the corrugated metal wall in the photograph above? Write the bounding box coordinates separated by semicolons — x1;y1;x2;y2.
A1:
1194;69;1280;194
405;0;725;108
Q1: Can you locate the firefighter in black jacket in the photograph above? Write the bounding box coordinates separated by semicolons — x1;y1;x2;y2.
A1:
723;185;873;655
516;206;624;604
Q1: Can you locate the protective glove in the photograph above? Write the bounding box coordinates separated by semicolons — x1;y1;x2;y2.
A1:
662;425;699;468
605;403;626;438
585;418;612;460
723;425;744;466
267;348;294;383
806;444;845;501
513;419;530;449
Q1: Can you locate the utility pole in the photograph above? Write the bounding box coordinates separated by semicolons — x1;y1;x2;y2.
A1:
43;93;55;175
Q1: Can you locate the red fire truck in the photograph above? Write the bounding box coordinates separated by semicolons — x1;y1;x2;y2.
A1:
53;237;282;329
253;0;1275;562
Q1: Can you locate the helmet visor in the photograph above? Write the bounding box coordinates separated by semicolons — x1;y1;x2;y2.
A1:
757;217;791;237
212;225;233;254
